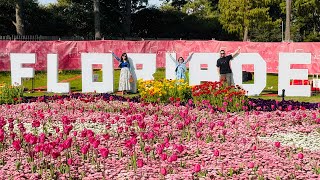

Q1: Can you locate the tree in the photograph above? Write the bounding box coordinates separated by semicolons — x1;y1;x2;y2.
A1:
181;0;216;18
15;0;25;35
218;0;276;41
93;0;101;39
288;0;320;41
285;0;291;41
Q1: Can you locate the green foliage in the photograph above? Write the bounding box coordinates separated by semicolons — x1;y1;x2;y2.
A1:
218;0;278;41
0;83;24;104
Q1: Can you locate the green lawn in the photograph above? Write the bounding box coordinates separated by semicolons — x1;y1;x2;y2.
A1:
0;69;319;102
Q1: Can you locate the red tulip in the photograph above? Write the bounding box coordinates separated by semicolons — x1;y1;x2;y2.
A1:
274;142;281;148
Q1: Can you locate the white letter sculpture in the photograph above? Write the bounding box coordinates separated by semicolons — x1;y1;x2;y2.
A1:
47;54;70;93
232;53;267;96
278;53;311;97
10;53;35;86
189;53;220;85
81;53;113;93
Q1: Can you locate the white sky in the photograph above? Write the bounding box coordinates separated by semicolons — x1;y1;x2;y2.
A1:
38;0;162;6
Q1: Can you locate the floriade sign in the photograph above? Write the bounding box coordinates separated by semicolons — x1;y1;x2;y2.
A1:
9;52;312;96
1;40;319;97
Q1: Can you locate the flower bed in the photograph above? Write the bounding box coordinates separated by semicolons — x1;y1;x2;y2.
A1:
0;95;319;179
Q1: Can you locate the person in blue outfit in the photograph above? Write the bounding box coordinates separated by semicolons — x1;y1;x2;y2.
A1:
169;52;194;82
110;51;133;95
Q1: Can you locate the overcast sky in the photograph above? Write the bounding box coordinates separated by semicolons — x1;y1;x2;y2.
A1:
38;0;162;6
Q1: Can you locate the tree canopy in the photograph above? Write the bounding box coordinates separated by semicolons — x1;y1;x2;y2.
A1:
0;0;319;42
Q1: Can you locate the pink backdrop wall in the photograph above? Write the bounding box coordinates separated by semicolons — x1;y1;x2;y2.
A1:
0;40;319;74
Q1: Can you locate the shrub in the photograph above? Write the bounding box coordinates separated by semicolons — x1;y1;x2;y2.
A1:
192;81;248;112
0;83;24;104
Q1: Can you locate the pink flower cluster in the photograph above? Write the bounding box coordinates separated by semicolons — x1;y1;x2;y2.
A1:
0;96;319;179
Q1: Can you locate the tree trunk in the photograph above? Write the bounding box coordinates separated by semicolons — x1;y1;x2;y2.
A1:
243;26;248;41
93;0;101;40
123;0;132;37
15;0;25;35
285;0;291;42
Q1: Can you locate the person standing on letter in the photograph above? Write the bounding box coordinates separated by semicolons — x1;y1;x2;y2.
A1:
110;51;133;95
216;47;241;86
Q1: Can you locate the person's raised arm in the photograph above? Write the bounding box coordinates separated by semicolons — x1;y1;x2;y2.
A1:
184;52;194;64
168;52;177;63
109;50;121;62
231;47;241;58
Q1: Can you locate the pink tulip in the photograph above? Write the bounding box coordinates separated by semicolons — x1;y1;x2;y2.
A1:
248;162;254;169
93;139;100;149
160;153;167;161
12;140;21;151
196;132;202;138
274;142;281;148
99;148;109;158
137;159;144;168
67;158;73;165
213;149;219;157
194;163;201;173
160;167;167;176
297;153;304;159
81;145;90;154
